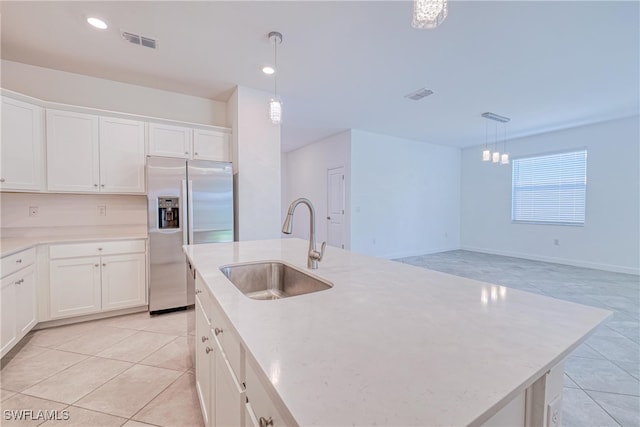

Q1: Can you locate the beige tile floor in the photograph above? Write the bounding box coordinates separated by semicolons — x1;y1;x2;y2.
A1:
1;310;204;427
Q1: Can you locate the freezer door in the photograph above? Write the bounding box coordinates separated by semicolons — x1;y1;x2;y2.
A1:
187;160;234;244
147;156;188;312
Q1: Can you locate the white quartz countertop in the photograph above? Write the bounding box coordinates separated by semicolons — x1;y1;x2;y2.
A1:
1;226;148;257
184;238;610;426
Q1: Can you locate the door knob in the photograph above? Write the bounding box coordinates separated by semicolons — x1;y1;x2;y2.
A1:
205;346;213;354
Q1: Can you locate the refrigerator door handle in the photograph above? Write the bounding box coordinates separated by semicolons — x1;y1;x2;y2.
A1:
181;179;188;246
188;179;194;244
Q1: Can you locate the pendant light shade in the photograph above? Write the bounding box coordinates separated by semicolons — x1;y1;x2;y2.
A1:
501;153;510;165
482;149;491;161
267;31;283;125
412;0;448;29
269;98;282;125
492;151;500;163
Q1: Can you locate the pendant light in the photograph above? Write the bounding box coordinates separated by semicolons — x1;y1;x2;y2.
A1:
492;121;500;163
481;112;510;165
412;0;448;29
268;31;283;125
482;121;491;161
500;124;510;164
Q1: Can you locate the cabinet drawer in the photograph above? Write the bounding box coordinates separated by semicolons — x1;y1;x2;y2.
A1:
211;298;243;383
245;357;288;427
50;240;146;259
1;247;36;278
195;275;211;323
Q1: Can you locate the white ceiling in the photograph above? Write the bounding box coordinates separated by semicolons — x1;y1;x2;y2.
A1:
2;1;638;152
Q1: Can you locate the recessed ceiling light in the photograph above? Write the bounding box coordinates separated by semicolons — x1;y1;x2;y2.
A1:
87;17;108;30
262;66;275;75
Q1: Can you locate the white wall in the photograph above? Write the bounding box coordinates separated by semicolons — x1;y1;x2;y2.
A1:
229;86;281;241
1;60;227;126
460;116;640;274
350;130;461;259
282;130;351;248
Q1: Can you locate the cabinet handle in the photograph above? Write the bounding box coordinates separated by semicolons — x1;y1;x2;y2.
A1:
98;248;103;251
0;178;5;183
15;259;22;264
14;279;24;285
101;184;105;188
102;263;106;267
259;417;274;427
214;327;223;336
184;151;189;155
95;264;99;267
194;152;199;155
205;346;213;354
195;289;202;294
94;184;98;187
201;336;208;342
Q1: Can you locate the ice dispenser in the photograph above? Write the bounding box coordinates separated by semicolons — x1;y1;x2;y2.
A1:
158;197;180;229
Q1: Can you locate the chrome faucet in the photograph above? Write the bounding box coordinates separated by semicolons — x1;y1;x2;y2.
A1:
282;198;326;269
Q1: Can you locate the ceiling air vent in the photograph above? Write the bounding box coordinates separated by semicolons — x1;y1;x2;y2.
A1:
404;88;434;101
122;31;157;50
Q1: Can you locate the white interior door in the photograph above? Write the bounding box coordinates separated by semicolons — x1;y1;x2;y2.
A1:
327;166;345;249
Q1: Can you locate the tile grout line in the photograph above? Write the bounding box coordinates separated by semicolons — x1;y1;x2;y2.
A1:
126;366;192;425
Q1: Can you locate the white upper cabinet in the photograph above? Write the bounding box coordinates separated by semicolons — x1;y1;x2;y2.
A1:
149;123;232;162
47;109;100;192
1;96;45;191
47;109;145;194
148;123;192;159
99;117;146;193
193;129;231;162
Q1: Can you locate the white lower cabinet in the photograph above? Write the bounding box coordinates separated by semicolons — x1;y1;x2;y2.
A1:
1;248;38;358
101;253;146;311
48;240;147;320
214;333;244;427
50;257;102;318
194;274;289;427
196;296;214;427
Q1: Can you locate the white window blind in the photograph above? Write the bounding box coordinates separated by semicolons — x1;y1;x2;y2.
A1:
512;150;587;225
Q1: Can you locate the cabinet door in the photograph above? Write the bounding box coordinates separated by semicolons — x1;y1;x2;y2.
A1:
246;358;288;427
15;265;37;336
49;257;101;319
214;334;244;427
99;117;146;193
195;301;213;427
101;253;146;311
1;275;17;357
193;129;231;162
46;109;100;192
0;97;44;191
148;123;192;159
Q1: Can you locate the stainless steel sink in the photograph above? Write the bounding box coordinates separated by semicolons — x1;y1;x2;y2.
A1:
219;261;332;300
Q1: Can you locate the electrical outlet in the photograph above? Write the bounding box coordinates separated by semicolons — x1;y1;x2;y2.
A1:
547;396;562;427
29;206;39;217
98;205;107;216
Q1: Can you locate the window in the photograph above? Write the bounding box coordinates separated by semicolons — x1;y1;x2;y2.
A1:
512;150;587;225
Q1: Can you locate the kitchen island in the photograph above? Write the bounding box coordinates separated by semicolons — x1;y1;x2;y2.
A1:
184;238;610;426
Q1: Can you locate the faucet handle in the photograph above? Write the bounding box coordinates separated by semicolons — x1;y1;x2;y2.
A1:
317;241;326;261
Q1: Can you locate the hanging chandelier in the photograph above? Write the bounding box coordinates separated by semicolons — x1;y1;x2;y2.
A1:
412;0;448;29
267;31;283;125
481;112;510;165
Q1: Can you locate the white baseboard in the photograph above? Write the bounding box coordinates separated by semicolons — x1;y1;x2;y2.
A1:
381;246;460;260
460;245;640;275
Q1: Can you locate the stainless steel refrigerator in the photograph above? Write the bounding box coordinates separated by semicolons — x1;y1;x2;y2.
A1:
147;156;233;314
